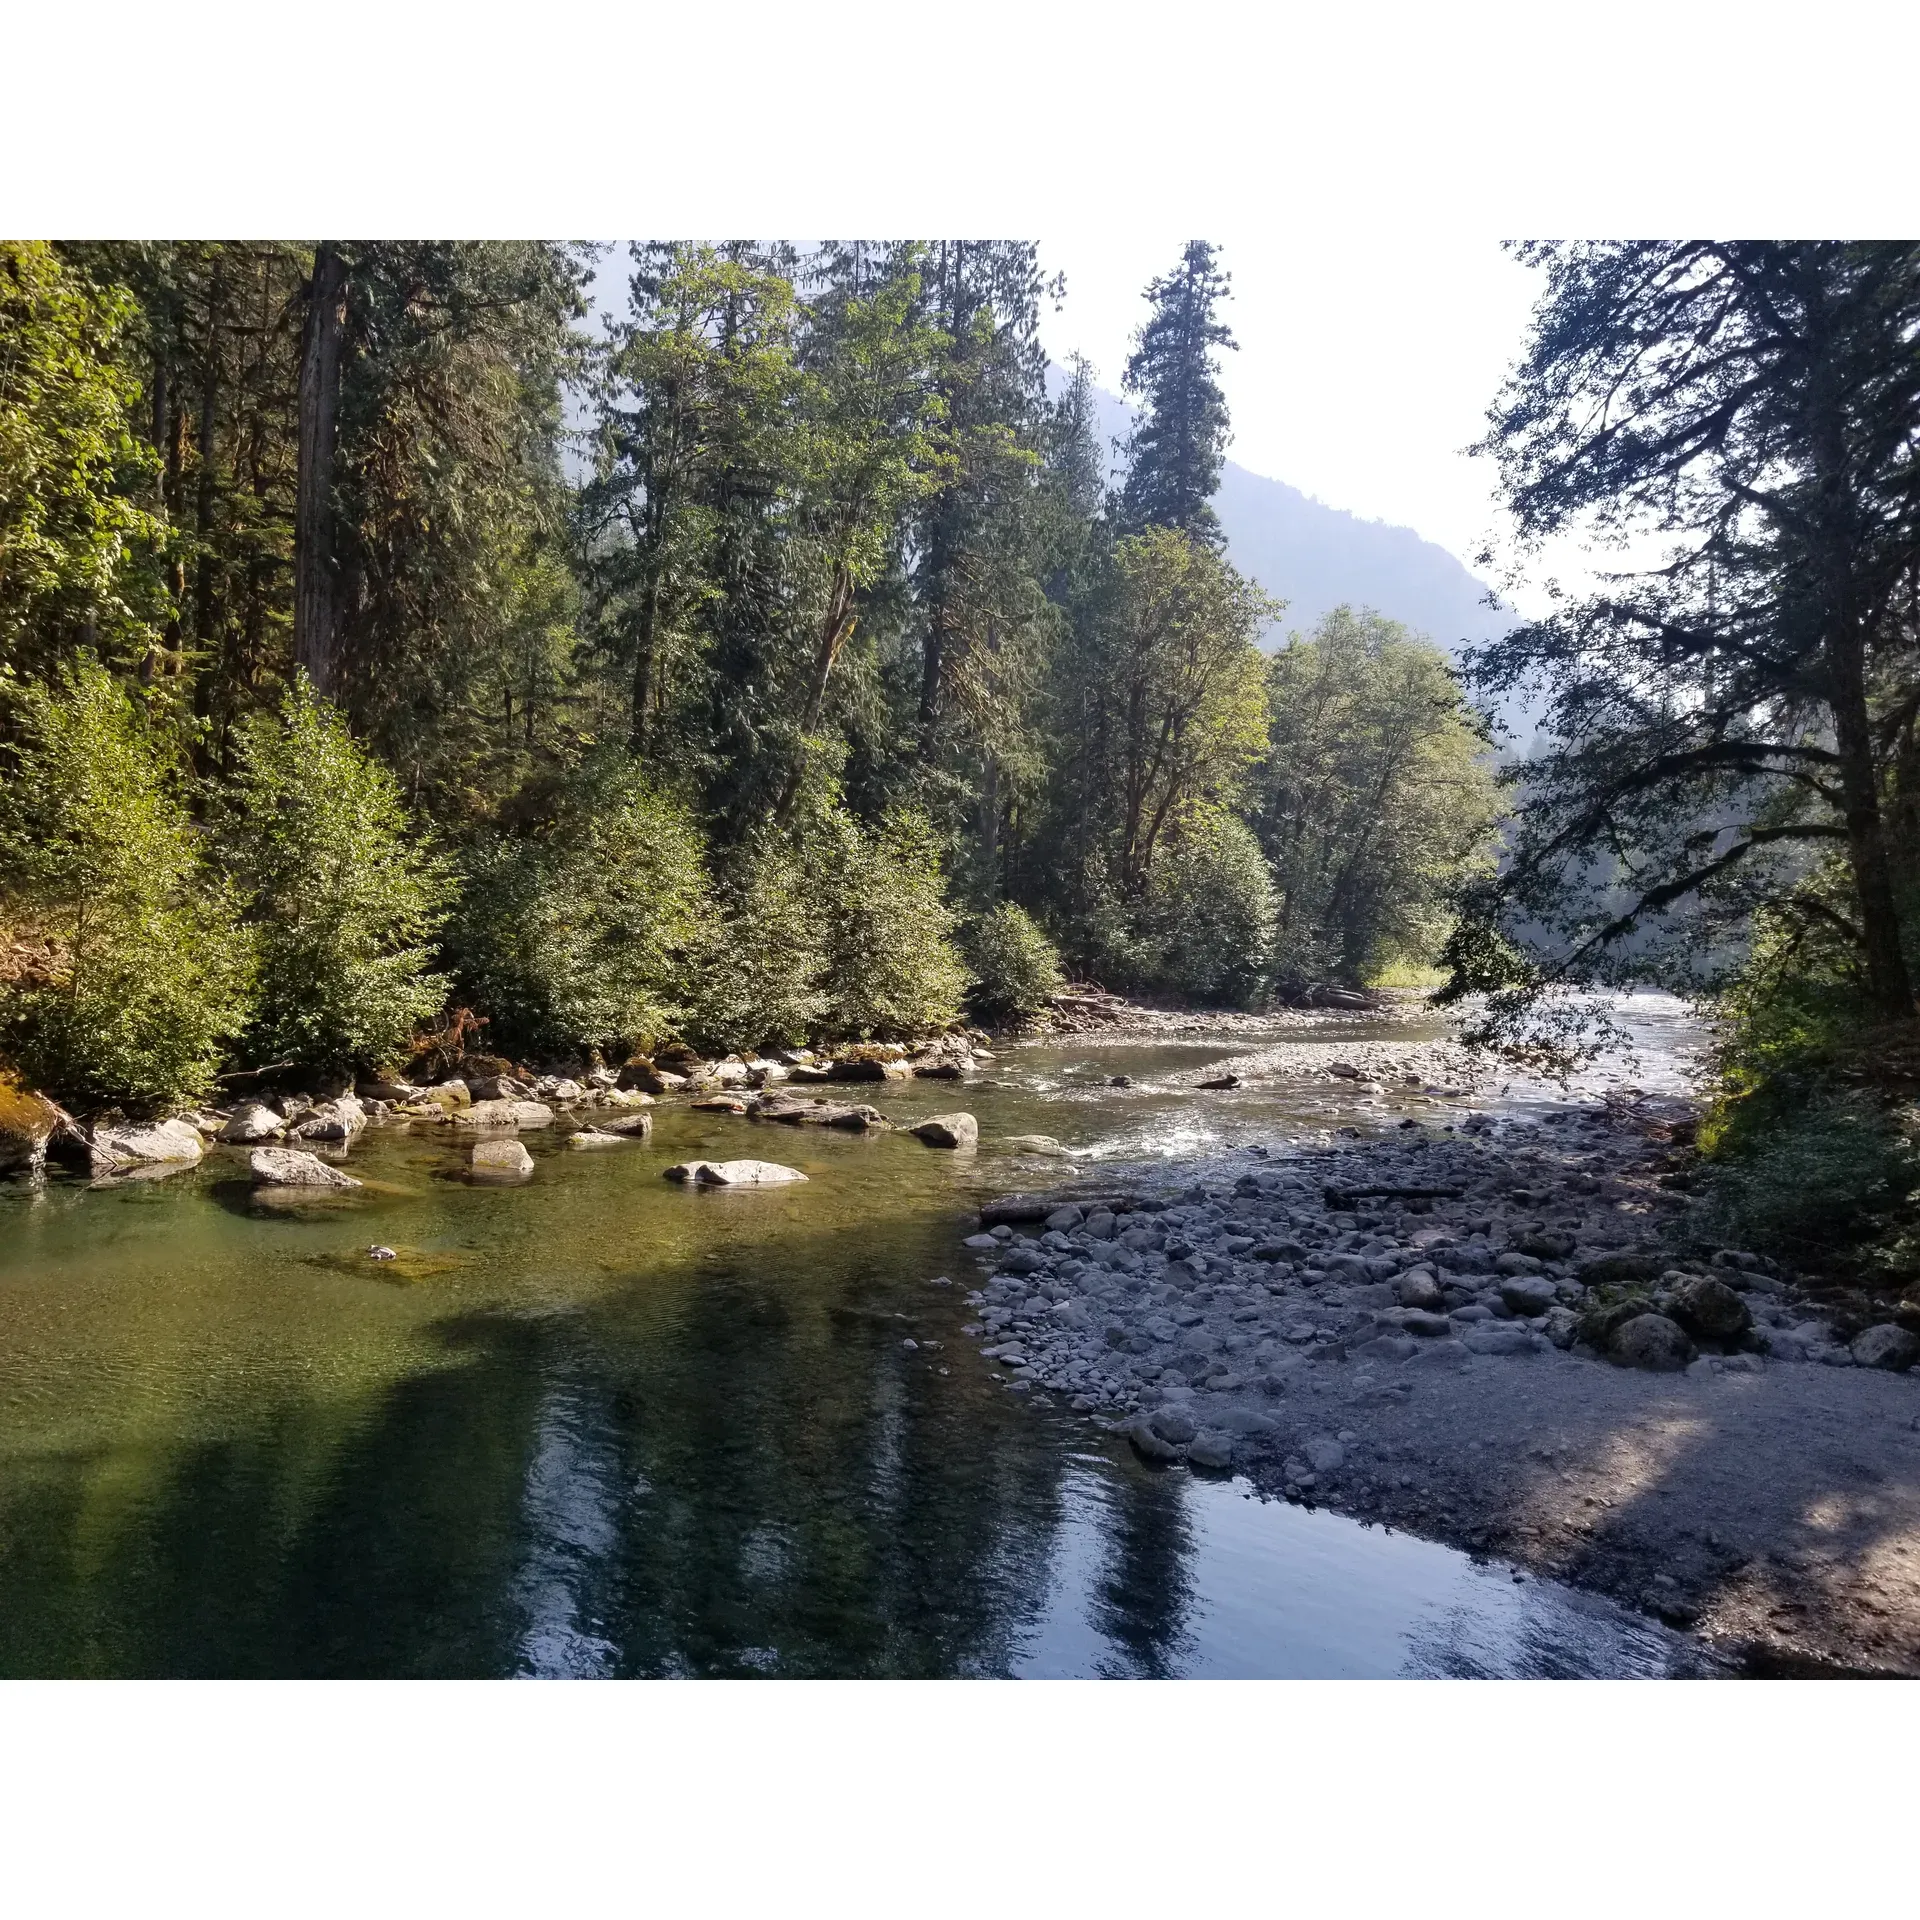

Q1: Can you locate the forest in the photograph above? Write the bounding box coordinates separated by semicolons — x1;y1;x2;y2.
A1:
0;238;1495;1113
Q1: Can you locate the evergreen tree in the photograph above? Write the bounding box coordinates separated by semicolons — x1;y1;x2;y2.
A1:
0;660;255;1109
1453;242;1920;1027
1117;242;1236;546
218;677;453;1073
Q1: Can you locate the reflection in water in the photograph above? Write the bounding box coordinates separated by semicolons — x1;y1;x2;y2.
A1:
0;1003;1709;1677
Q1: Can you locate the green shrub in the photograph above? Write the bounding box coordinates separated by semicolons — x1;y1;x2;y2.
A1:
219;678;452;1073
966;902;1064;1024
0;660;255;1109
1134;810;1277;1005
817;809;969;1039
448;753;709;1057
688;834;829;1053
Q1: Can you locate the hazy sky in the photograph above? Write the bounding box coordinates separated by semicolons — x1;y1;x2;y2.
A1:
1037;237;1542;586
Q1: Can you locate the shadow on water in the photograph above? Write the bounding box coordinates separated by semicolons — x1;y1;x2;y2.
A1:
0;1018;1713;1678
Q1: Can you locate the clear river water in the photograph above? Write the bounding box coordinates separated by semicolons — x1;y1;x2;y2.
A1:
0;1000;1709;1677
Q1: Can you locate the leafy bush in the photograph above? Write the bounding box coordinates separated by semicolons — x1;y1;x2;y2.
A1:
0;660;255;1109
1696;1092;1917;1264
1134;810;1277;1005
219;678;452;1073
817;809;969;1039
448;753;709;1058
688;834;829;1053
966;902;1064;1024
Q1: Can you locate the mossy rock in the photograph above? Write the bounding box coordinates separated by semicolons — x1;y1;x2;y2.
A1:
0;1069;60;1174
1579;1287;1657;1350
1576;1251;1664;1289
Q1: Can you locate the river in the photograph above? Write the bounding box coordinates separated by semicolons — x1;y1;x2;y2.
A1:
0;997;1709;1677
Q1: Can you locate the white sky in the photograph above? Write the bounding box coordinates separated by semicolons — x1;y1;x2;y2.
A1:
1038;236;1546;597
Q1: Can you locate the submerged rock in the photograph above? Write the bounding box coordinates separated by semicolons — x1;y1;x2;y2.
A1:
593;1111;654;1139
566;1130;630;1150
249;1146;362;1188
910;1113;978;1150
1002;1134;1071;1156
664;1159;808;1187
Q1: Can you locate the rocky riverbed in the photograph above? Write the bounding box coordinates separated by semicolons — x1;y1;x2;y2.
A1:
953;1098;1920;1676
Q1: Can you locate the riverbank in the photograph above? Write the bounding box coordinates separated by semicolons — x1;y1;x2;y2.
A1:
957;1064;1920;1676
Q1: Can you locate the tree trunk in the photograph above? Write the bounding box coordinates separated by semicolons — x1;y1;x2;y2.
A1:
192;261;222;648
1827;622;1915;1017
294;244;348;697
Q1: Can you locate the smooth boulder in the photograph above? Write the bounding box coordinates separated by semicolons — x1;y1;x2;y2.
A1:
1609;1312;1694;1371
249;1146;362;1189
910;1112;978;1150
288;1095;366;1143
593;1111;654;1139
471;1139;535;1177
218;1101;285;1145
664;1159;808;1187
1851;1323;1920;1372
90;1118;206;1174
566;1130;629;1151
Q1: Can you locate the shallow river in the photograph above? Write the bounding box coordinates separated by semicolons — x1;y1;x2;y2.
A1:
0;999;1707;1677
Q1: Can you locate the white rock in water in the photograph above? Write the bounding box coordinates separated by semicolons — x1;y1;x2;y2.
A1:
664;1159;808;1187
249;1146;362;1188
91;1117;206;1172
566;1130;629;1150
1001;1134;1070;1156
471;1139;535;1177
910;1112;978;1150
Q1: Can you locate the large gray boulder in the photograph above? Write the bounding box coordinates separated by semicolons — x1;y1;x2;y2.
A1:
664;1159;808;1187
249;1146;361;1188
287;1095;366;1143
593;1111;654;1138
1499;1274;1559;1318
91;1117;206;1174
1851;1323;1920;1372
910;1112;978;1149
1668;1274;1752;1342
219;1101;286;1145
471;1139;535;1178
1609;1313;1694;1371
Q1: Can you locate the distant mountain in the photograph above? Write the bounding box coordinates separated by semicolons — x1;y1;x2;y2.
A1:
1071;380;1516;658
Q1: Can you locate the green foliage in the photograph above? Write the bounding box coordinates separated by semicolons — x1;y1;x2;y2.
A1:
1133;809;1277;1004
1039;527;1275;940
447;754;710;1058
1257;607;1499;984
219;678;452;1072
0;660;254;1110
688;835;830;1053
816;809;970;1039
965;902;1064;1024
1696;1093;1917;1266
0;243;169;680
